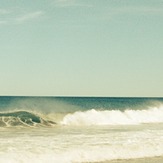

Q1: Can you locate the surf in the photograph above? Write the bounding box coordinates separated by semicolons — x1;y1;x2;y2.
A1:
61;106;163;126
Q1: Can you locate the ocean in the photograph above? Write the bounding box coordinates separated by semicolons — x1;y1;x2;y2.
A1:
0;96;163;163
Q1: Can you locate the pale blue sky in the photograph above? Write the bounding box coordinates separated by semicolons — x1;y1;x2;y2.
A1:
0;0;163;96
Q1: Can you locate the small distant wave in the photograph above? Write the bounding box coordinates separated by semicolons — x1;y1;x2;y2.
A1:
0;111;56;127
61;107;163;126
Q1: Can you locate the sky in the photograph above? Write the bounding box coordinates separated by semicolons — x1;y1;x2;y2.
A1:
0;0;163;97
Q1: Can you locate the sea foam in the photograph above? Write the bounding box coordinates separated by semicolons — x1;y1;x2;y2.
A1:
61;107;163;125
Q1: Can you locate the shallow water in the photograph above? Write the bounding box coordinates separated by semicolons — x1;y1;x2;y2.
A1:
0;124;163;163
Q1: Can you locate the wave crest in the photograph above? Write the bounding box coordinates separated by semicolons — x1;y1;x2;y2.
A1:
0;111;56;127
61;107;163;126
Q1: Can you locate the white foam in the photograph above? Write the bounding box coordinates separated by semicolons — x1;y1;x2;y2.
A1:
61;107;163;126
0;135;163;163
1;124;163;163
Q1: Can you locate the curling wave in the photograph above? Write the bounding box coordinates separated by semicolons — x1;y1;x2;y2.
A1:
61;107;163;126
0;111;56;127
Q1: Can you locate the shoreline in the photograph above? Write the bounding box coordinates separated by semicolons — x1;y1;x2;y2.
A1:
88;156;163;163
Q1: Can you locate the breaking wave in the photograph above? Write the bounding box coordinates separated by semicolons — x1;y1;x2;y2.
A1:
0;111;56;127
61;107;163;126
1;106;163;127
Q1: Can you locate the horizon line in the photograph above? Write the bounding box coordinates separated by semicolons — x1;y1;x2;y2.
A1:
0;95;162;98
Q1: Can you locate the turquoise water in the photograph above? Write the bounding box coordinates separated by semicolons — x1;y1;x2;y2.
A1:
0;97;163;162
1;96;163;111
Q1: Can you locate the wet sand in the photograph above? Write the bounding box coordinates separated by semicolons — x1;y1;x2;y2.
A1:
88;156;163;163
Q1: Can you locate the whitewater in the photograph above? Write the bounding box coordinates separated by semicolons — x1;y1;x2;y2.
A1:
0;96;163;163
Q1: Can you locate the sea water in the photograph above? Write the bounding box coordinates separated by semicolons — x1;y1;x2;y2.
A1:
0;97;163;163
